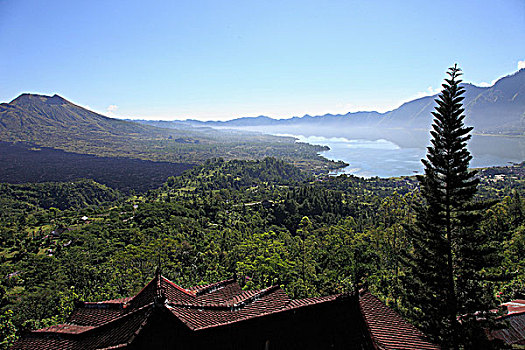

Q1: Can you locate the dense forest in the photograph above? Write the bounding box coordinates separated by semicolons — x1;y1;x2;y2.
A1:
0;157;523;348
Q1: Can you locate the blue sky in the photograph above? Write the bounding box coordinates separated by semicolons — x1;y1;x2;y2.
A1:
1;0;524;121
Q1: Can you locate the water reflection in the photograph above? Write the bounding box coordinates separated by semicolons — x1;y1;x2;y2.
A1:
275;129;524;178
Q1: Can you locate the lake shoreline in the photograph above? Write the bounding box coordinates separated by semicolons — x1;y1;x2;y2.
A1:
274;133;524;178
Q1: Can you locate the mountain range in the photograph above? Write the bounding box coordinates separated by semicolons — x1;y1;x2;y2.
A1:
0;68;523;177
149;69;525;136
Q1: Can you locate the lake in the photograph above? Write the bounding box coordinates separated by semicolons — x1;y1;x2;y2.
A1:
275;133;524;178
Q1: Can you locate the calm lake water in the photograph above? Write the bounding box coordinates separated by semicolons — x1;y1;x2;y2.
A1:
276;133;524;178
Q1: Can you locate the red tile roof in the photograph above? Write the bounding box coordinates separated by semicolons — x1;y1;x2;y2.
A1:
67;305;128;327
167;286;292;330
33;324;95;334
12;304;152;350
502;300;525;315
359;290;440;350
12;275;440;349
491;300;525;346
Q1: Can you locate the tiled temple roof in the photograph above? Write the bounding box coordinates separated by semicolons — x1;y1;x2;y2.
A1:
14;304;152;350
12;275;440;349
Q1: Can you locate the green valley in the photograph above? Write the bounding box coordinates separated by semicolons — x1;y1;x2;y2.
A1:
0;158;523;347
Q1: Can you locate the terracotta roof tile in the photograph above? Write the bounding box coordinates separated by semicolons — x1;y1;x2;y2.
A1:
34;324;95;334
12;275;440;350
165;286;293;330
67;307;127;327
189;278;237;295
89;297;133;304
193;280;243;303
11;304;152;350
288;294;338;308
359;291;440;350
491;305;525;346
502;300;525;315
78;304;152;349
11;337;77;350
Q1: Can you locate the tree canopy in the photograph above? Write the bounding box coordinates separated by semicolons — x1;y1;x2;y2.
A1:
403;65;501;349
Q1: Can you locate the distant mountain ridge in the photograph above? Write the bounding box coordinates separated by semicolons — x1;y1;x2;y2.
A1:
154;69;524;136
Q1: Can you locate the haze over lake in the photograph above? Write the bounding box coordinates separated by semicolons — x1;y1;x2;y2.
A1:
282;135;424;178
270;127;525;178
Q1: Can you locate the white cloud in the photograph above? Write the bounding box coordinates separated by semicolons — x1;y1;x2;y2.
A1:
477;82;492;87
414;86;441;99
518;60;525;70
476;78;498;87
107;104;119;112
105;104;119;117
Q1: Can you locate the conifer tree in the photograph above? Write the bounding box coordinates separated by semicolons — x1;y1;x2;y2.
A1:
403;65;498;349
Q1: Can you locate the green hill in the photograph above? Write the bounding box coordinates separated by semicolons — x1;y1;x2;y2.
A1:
0;93;203;159
0;179;121;212
0;94;342;173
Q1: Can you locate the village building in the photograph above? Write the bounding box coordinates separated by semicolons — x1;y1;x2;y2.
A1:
12;272;439;349
491;299;525;347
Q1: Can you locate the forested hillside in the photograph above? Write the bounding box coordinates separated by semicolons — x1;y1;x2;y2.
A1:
0;94;344;175
0;180;121;211
1;158;523;347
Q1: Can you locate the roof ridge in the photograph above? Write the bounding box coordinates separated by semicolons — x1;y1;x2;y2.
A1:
295;293;343;302
33;323;95;335
125;276;158;305
181;290;354;331
161;276;196;297
97;305;154;350
227;285;280;308
194;278;237;296
35;303;154;336
167;285;282;310
502;309;525;317
98;297;133;304
78;297;132;309
285;293;345;310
